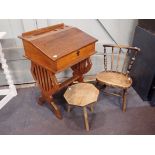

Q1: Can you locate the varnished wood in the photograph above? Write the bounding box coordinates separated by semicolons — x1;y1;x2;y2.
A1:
23;41;57;72
103;91;122;97
122;89;127;112
38;96;46;105
21;23;65;37
103;44;140;51
122;49;129;73
104;46;107;71
57;44;95;71
87;104;94;112
90;104;94;112
67;105;71;112
96;44;140;112
83;106;89;131
116;48;121;71
111;47;114;70
19;24;97;62
71;58;92;82
19;23;97;119
102;44;139;74
64;83;99;131
96;72;132;89
64;83;99;107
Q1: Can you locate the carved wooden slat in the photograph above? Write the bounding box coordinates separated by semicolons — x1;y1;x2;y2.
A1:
40;67;45;90
35;64;42;88
49;72;59;93
71;58;92;82
122;49;129;73
43;69;48;91
126;51;138;76
103;46;107;71
97;44;140;112
46;70;51;91
116;48;121;71
103;45;140;74
111;47;114;71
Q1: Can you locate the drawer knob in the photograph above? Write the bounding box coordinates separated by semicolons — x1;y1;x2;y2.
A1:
76;50;80;56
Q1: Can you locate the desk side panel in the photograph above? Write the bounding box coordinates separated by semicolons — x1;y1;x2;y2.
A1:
22;41;57;73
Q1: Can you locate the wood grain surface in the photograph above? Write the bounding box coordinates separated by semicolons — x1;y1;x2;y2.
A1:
64;83;99;107
96;71;132;89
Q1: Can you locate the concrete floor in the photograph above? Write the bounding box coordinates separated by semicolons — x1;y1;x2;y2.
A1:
0;85;155;135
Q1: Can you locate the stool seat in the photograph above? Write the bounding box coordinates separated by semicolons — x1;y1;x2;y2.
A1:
64;83;99;131
64;83;99;107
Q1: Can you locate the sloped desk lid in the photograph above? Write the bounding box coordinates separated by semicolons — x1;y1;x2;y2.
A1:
19;24;98;61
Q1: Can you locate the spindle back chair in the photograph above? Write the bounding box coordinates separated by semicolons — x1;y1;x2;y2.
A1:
96;44;140;112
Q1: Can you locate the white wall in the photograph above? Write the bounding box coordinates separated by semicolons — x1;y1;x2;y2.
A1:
100;19;138;45
0;19;138;49
0;19;138;85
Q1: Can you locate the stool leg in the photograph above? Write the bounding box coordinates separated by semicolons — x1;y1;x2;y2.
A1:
90;104;94;113
83;106;89;131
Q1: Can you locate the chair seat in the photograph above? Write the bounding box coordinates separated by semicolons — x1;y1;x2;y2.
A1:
96;71;132;89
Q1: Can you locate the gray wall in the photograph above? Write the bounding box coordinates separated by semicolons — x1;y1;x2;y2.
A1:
0;19;138;85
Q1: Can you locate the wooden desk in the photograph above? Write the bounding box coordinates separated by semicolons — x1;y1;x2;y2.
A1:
19;23;97;119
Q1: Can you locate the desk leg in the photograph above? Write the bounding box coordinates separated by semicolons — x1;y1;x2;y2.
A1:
45;94;62;119
38;96;45;105
71;58;92;82
31;62;62;119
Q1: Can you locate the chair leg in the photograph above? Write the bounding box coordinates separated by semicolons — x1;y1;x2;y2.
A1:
83;106;89;131
67;105;71;112
96;81;106;90
96;80;99;87
122;89;127;112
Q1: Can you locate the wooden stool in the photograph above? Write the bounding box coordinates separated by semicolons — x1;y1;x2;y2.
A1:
64;83;99;131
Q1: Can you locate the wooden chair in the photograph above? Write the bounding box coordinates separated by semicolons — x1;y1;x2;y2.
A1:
96;44;140;112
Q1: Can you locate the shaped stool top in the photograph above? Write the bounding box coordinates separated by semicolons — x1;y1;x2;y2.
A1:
64;83;99;107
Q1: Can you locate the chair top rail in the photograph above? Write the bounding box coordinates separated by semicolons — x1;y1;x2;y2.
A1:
103;44;140;52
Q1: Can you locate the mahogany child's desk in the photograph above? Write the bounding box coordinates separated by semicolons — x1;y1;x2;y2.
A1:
19;23;97;119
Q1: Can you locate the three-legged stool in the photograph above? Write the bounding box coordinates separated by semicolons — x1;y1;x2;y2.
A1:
64;83;99;131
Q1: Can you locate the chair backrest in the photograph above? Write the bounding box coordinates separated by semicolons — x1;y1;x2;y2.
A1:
103;44;140;76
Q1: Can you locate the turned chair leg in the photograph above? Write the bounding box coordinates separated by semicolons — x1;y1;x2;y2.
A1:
122;89;127;112
83;106;89;131
96;81;99;87
67;105;71;112
96;81;106;90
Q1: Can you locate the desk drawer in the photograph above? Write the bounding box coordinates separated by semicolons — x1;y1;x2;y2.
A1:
57;43;95;71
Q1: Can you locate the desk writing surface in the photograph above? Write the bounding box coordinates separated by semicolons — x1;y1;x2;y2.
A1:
21;26;97;61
